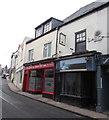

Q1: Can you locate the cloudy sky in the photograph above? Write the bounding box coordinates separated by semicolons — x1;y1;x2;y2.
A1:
0;0;98;68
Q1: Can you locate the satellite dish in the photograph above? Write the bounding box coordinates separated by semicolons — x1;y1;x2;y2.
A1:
94;30;102;42
94;30;101;37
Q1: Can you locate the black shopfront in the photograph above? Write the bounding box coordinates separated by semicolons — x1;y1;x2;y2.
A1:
55;51;99;109
97;54;109;112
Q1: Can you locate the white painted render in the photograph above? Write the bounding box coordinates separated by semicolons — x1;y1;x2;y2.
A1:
25;31;57;63
107;7;109;53
13;37;31;89
57;7;109;57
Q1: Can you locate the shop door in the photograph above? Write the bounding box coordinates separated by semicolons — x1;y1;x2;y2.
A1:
22;74;27;91
22;71;29;91
35;69;44;92
81;72;96;109
102;66;109;112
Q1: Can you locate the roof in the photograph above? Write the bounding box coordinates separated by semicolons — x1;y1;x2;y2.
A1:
35;17;62;30
63;1;109;25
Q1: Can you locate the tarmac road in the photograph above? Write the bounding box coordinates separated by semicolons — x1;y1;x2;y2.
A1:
0;77;90;119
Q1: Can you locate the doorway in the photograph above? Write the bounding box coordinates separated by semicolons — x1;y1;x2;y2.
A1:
81;72;97;109
102;65;109;112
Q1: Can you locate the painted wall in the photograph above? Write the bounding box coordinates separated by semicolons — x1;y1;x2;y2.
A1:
107;7;109;54
57;7;108;57
13;37;30;89
25;30;57;63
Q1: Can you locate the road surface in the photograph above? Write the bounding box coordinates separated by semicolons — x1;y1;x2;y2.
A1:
0;77;90;119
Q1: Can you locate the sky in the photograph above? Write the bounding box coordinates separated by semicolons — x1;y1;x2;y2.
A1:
0;0;98;68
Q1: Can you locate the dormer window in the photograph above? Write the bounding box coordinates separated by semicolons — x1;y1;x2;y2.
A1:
35;26;43;38
44;21;52;33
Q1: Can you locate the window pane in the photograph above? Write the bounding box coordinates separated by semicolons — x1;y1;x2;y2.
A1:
61;72;81;96
36;27;43;37
75;30;86;52
28;49;34;61
35;70;43;90
43;43;51;58
44;22;51;33
82;36;86;41
48;43;51;57
82;32;86;37
77;34;80;39
29;70;37;90
44;69;54;92
77;38;80;42
76;42;86;52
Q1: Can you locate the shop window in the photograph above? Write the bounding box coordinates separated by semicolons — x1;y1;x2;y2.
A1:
29;70;37;90
35;69;43;90
28;70;42;90
75;30;86;52
43;42;51;58
44;69;54;93
61;72;81;96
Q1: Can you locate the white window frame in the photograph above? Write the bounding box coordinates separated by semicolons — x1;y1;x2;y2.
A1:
43;42;51;58
35;26;43;38
28;49;34;61
44;22;52;33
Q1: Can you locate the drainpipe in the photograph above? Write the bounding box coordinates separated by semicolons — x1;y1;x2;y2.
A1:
52;27;59;100
96;54;103;112
55;27;59;58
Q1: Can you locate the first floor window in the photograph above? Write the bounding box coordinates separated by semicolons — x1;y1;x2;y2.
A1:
59;33;66;46
75;30;86;52
43;42;51;58
28;49;34;61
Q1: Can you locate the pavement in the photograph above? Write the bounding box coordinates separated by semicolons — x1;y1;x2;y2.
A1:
6;78;109;120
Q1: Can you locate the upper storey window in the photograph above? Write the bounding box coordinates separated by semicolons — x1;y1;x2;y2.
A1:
28;49;34;61
75;30;86;52
35;26;43;38
44;22;52;33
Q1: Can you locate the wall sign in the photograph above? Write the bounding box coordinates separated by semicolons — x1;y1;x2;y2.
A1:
26;62;54;70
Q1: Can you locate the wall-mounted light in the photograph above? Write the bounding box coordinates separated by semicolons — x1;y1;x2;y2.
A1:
59;51;62;53
70;48;73;51
85;57;89;61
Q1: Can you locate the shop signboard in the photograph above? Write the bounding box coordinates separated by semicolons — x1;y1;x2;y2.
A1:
25;62;54;70
56;57;96;71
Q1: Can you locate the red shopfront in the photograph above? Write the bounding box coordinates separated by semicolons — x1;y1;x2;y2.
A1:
22;62;55;99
